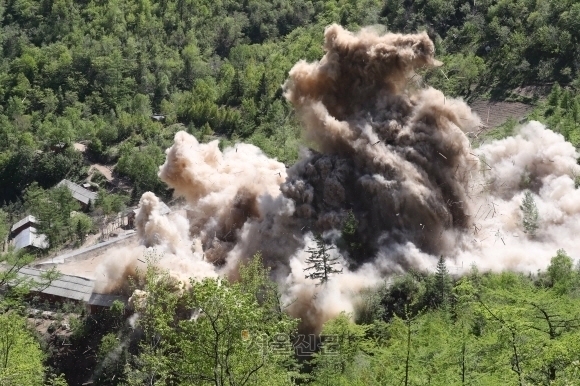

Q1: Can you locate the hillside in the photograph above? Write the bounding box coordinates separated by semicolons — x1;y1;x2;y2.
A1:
0;0;579;208
2;1;580;386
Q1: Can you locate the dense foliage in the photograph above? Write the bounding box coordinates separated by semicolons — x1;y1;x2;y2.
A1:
0;312;45;386
384;0;580;96
2;0;580;385
1;0;580;207
311;251;580;386
50;250;580;386
529;84;580;147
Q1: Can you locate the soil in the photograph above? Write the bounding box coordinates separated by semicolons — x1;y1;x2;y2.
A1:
55;235;139;280
88;164;113;182
73;143;87;152
469;99;534;128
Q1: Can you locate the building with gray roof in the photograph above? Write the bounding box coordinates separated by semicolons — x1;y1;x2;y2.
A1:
56;179;98;207
2;266;127;312
6;267;95;302
11;215;39;235
13;227;49;251
10;215;48;251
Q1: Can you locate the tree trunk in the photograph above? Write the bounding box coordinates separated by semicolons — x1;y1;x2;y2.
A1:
461;341;466;385
510;330;524;386
405;316;411;386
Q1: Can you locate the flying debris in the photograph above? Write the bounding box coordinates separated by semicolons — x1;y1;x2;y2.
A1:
93;24;580;333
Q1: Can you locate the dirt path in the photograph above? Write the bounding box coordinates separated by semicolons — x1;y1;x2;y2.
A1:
73;142;86;152
35;231;138;278
88;164;114;181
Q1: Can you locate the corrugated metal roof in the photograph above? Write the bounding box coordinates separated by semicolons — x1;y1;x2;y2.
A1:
11;215;38;232
133;201;171;216
88;293;127;307
13;227;48;250
16;267;95;302
57;179;98;205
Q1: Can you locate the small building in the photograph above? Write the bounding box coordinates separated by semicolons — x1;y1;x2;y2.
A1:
13;227;49;251
56;179;98;210
11;215;39;237
151;114;165;122
88;293;128;314
6;267;94;312
127;201;171;228
10;215;48;251
2;266;127;314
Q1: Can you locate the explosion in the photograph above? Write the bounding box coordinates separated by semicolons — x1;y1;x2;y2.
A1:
96;25;580;331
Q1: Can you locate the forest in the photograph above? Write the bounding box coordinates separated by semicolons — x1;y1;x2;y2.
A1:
2;0;580;385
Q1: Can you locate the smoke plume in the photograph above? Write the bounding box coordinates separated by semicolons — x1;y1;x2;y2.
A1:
94;24;580;331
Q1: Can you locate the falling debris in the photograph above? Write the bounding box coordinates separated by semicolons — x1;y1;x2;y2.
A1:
93;24;580;333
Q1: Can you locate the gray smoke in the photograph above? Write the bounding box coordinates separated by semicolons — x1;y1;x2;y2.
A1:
93;24;580;332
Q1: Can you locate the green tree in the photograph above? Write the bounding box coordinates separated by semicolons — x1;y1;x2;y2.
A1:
476;272;580;385
128;259;297;385
520;190;539;237
45;373;69;386
312;312;370;382
24;183;80;249
0;249;60;305
304;234;343;286
0;210;8;250
341;210;362;259
95;190;129;216
71;212;93;244
371;306;429;386
548;83;562;107
547;249;576;295
237;252;287;325
116;145;167;201
433;256;453;308
0;313;45;386
93;332;128;386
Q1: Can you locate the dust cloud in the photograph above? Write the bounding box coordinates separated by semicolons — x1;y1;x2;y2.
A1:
94;24;580;331
458;121;580;272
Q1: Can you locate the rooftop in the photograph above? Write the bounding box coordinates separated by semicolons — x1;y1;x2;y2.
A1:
11;215;39;233
2;266;130;307
88;293;127;307
57;179;98;205
9;267;95;302
13;227;48;250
